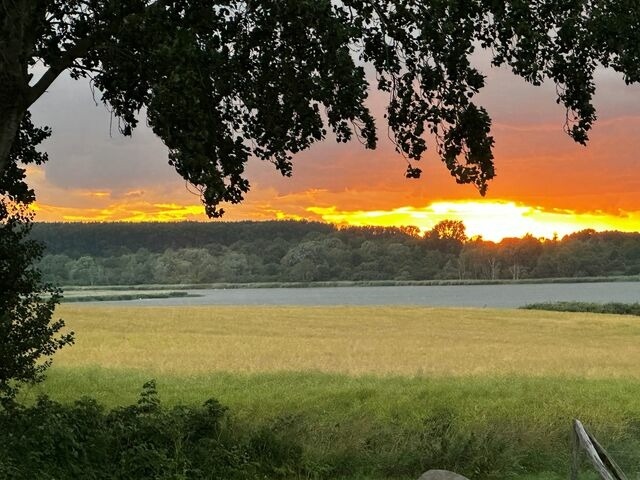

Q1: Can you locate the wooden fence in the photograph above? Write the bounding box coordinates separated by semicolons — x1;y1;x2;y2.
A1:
571;419;627;480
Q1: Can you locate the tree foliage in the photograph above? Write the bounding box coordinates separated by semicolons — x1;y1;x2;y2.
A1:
425;220;468;254
31;221;640;285
2;1;639;216
0;205;73;404
0;109;72;401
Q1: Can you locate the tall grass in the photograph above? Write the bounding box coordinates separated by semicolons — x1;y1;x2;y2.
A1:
19;305;640;479
23;368;640;480
51;305;640;377
60;291;194;303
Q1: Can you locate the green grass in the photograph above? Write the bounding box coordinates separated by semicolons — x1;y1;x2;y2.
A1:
23;368;640;479
21;305;640;479
60;290;195;302
523;301;640;316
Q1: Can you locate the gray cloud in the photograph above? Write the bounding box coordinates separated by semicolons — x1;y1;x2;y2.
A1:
27;56;640;209
31;74;177;194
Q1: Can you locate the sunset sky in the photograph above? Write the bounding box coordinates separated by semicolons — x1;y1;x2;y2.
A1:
28;53;640;242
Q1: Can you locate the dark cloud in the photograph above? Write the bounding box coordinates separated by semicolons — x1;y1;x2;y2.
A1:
30;74;177;194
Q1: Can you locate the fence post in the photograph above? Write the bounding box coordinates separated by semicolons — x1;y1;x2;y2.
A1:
571;419;627;480
571;421;580;480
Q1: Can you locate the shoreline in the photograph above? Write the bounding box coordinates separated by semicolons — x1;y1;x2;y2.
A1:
59;275;640;292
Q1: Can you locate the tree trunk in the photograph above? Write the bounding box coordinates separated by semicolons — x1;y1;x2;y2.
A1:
1;0;31;178
488;258;498;280
0;106;23;177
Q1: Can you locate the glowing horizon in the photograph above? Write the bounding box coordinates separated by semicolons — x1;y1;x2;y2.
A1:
308;201;640;242
22;51;640;245
31;198;640;242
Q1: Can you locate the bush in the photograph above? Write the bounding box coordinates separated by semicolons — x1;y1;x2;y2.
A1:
0;381;306;480
522;302;640;316
367;407;520;479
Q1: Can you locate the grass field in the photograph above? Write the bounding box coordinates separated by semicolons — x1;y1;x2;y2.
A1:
22;305;640;479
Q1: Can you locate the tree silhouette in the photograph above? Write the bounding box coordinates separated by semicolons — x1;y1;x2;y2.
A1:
426;220;468;254
2;1;638;215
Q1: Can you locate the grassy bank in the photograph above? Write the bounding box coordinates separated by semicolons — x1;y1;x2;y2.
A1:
19;305;640;479
59;275;640;291
60;290;195;303
523;301;640;316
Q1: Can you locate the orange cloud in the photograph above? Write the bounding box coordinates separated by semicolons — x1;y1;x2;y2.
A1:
308;201;640;242
32;201;209;222
31;196;640;242
25;91;640;241
88;191;111;198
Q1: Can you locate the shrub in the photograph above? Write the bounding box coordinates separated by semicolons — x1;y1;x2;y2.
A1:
0;381;306;480
522;302;640;316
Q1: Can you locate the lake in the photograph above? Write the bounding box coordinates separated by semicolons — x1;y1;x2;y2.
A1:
90;281;640;308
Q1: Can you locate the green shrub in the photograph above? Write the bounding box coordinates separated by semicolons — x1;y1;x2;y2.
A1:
362;407;520;479
0;381;306;480
522;302;640;316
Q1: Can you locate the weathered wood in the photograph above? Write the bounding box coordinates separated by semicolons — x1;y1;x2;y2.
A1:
571;422;580;480
572;419;627;480
587;426;627;480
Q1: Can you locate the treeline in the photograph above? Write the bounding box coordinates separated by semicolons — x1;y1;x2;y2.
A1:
31;220;640;286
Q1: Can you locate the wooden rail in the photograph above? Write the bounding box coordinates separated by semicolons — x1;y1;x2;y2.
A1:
571;419;627;480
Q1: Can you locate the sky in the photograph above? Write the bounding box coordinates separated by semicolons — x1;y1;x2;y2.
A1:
27;53;640;242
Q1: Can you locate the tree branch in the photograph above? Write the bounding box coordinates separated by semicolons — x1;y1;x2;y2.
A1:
26;0;172;107
27;34;98;107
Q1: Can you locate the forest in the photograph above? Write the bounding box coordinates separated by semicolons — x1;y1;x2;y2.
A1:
30;221;640;286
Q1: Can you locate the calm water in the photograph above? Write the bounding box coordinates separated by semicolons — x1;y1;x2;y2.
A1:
92;282;640;308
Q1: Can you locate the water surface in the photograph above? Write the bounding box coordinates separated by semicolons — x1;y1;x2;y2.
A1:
88;282;640;308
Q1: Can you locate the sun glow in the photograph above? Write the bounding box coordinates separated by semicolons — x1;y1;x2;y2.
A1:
309;201;640;241
30;195;640;242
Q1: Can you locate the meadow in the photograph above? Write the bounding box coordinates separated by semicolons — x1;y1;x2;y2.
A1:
21;305;640;479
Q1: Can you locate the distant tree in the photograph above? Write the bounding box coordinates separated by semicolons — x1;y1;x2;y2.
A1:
460;238;500;280
430;220;468;243
218;251;250;282
398;226;422;238
425;220;468;254
38;253;73;284
69;256;104;285
498;235;542;280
